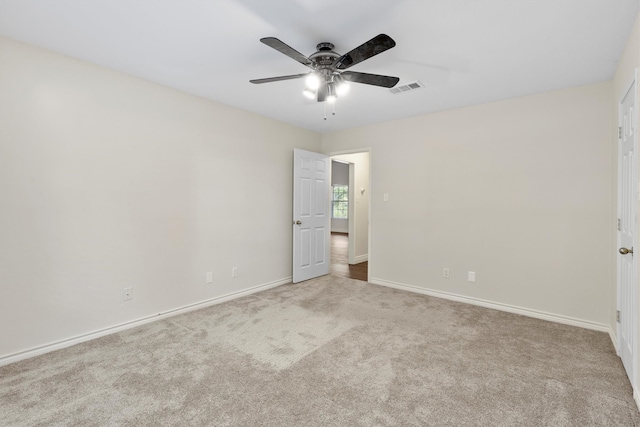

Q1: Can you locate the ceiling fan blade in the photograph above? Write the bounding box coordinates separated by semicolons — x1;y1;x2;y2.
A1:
335;34;396;70
250;73;310;84
341;71;399;88
260;37;313;69
317;83;327;102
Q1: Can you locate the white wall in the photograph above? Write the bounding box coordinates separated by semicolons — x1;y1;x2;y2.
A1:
331;161;349;233
331;152;370;263
613;10;640;402
332;160;350;185
323;82;613;327
0;37;321;361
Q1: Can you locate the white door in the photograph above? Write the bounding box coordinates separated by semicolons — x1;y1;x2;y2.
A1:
618;78;637;383
293;149;330;283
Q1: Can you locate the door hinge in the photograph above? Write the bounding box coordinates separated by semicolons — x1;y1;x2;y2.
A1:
617;218;621;231
617;310;621;323
619;126;623;139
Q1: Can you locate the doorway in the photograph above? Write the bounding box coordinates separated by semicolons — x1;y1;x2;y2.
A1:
330;232;368;281
329;150;371;282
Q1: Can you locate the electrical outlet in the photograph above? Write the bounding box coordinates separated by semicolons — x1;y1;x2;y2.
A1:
206;272;213;284
232;267;238;278
468;271;476;283
443;268;450;278
122;287;133;301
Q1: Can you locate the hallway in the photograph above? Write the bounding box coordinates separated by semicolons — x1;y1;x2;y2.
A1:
330;232;368;282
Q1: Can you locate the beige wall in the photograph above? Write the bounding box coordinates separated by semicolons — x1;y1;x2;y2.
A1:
613;11;640;402
323;82;613;327
0;36;321;360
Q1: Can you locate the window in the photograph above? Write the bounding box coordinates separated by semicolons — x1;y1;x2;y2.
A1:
332;185;348;219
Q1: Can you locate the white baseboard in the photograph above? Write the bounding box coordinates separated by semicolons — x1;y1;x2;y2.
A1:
609;329;619;354
354;254;368;264
635;388;640;411
369;277;610;333
0;277;292;367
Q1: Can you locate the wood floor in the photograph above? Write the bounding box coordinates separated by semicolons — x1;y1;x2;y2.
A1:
330;232;368;282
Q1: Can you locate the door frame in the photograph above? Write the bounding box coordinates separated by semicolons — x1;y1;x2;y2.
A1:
616;70;639;395
327;147;372;278
347;162;356;265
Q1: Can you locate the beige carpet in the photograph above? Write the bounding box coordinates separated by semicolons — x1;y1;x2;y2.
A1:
1;275;639;426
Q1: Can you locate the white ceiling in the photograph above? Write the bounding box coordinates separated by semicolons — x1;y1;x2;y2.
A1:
0;0;637;133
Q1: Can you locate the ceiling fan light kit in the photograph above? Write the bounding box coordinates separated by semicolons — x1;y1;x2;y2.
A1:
250;34;400;118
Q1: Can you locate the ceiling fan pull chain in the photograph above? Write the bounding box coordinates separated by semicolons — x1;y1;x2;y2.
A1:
324;102;327;121
332;102;336;116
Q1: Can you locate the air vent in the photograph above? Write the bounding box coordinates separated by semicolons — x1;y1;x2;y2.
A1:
389;81;424;94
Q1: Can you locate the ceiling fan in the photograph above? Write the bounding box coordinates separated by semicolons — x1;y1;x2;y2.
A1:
250;34;400;103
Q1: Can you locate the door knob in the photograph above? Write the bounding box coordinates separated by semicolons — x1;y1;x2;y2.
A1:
294;220;302;225
619;247;634;255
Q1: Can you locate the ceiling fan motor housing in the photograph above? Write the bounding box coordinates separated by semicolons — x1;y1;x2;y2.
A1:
309;43;341;68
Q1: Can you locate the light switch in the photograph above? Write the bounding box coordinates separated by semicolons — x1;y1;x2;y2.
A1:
383;193;389;202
